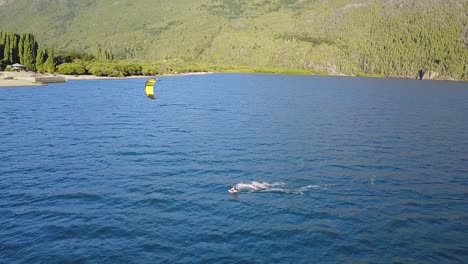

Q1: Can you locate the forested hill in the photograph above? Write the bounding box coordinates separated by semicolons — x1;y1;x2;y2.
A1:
0;0;467;80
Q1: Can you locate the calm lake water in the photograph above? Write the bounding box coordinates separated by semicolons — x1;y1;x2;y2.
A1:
1;74;467;263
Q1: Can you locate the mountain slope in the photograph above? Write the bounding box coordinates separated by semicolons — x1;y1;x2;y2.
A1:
0;0;467;79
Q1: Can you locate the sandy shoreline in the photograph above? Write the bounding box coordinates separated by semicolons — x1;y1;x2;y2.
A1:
0;79;46;87
1;70;462;87
0;71;213;87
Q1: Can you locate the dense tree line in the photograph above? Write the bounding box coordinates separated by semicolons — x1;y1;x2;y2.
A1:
1;1;466;80
1;31;310;77
351;3;468;80
0;32;56;72
1;0;466;80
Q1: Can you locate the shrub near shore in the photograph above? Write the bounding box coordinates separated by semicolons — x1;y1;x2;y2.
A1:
55;60;319;77
0;31;316;77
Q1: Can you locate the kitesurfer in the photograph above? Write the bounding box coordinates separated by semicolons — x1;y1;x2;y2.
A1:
228;185;240;194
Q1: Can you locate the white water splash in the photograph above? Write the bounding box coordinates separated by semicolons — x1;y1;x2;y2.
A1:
228;181;323;195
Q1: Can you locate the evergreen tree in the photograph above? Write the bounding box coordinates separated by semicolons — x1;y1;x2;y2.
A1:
1;33;20;64
105;50;113;60
10;33;19;64
96;48;102;60
19;33;25;64
21;34;38;70
0;32;5;62
0;44;4;62
3;33;11;63
96;48;113;61
35;48;45;73
43;48;56;73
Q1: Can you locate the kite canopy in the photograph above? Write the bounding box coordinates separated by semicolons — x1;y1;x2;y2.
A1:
145;78;157;99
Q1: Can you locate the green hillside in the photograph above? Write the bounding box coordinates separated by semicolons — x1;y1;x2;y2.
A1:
0;0;467;80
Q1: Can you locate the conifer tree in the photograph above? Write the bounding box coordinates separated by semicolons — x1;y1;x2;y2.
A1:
21;34;37;70
35;48;45;73
0;44;4;62
43;48;56;73
96;48;102;61
105;50;113;60
19;33;25;64
0;32;5;62
10;33;19;64
3;34;11;63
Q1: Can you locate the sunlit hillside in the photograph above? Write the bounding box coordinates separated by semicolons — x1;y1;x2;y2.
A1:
0;0;467;79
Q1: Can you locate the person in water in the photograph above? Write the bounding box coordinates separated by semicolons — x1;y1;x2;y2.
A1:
228;185;240;194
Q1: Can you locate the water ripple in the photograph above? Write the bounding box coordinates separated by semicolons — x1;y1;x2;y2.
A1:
0;75;467;263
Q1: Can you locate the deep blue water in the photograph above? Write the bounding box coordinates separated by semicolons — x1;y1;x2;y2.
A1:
1;74;467;263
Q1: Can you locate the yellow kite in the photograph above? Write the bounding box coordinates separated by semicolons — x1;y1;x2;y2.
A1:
145;78;157;99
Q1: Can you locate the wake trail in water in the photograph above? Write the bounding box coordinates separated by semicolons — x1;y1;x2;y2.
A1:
228;181;325;195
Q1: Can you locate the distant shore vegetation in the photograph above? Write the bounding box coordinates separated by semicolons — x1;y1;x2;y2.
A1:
1;0;466;81
1;19;467;80
0;31;322;77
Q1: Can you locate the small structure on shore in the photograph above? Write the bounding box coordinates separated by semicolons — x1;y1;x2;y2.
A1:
7;63;27;72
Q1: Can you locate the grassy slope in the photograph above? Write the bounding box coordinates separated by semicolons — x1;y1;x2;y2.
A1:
0;0;466;79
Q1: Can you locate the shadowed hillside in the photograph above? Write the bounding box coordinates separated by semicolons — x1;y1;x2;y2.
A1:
0;0;466;80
